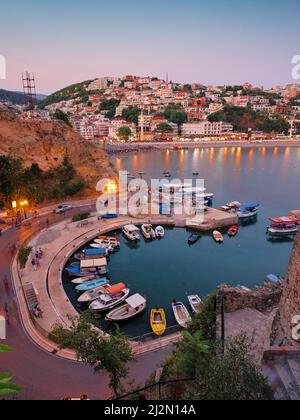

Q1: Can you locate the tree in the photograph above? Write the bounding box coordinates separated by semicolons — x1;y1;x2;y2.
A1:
99;99;120;120
122;106;140;125
52;312;134;396
0;344;22;397
188;294;216;341
118;126;132;141
183;84;192;92
53;110;71;126
156;122;173;133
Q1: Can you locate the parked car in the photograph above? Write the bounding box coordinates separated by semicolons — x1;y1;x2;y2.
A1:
55;204;73;214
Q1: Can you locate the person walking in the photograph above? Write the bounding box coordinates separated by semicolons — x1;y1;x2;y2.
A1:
31;258;37;271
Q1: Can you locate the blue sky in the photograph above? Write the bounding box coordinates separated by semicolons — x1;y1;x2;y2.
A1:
0;0;299;93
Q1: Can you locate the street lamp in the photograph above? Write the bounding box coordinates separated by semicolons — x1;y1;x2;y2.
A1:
20;200;29;219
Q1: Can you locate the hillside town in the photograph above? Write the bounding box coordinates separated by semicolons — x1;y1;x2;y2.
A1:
9;76;300;143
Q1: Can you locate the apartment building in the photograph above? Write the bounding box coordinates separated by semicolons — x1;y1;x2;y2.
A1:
181;121;233;136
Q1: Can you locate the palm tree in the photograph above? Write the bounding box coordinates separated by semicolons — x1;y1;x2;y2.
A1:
0;344;22;397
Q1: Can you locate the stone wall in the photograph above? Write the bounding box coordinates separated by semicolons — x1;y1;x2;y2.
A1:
217;282;283;314
279;231;300;342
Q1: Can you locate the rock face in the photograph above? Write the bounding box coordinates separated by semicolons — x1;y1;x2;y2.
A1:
280;231;300;342
0;106;115;191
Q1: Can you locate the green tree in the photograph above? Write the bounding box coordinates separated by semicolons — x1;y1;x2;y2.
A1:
0;345;22;397
118;126;132;141
99;99;120;120
122;106;140;125
52;312;134;396
188;294;216;341
156;122;173;133
53;110;71;126
183;84;192;92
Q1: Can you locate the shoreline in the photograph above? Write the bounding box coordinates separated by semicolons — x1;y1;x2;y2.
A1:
105;139;300;154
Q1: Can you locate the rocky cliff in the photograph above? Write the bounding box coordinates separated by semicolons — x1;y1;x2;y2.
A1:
0;105;115;192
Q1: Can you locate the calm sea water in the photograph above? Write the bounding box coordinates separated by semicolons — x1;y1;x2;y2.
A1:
64;147;300;337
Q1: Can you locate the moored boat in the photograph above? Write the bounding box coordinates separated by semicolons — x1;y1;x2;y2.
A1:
267;217;299;237
155;226;165;239
228;225;239;237
105;294;146;322
141;224;156;240
89;283;130;311
71;275;99;285
122;224;140;241
188;233;201;245
74;248;108;261
188;295;202;314
221;201;241;212
66;258;108;277
75;278;109;292
78;284;111;303
213;230;224;243
236;202;260;219
172;301;191;328
150;309;167;336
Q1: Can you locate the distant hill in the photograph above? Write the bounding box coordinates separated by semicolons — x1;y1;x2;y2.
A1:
39;80;93;108
0;89;46;105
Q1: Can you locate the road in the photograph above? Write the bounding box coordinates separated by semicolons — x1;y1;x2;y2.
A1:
0;204;171;400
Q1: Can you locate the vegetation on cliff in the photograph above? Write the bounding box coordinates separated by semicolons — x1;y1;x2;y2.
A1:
39;80;93;108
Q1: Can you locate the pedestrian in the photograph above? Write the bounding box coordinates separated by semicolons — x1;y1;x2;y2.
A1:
38;248;43;258
31;258;37;271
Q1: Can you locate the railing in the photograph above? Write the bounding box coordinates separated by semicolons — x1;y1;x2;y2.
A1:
131;325;181;344
111;377;196;401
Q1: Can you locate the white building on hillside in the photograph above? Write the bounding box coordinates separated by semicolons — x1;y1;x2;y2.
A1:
181;122;233;136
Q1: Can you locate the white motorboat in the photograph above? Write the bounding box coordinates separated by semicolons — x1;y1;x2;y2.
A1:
89;284;130;312
141;224;156;240
72;275;99;285
122;224;140;241
236;209;258;219
90;243;114;253
78;284;111;303
97;236;120;248
221;201;241;212
105;294;146;322
172;301;191;328
155;226;165;239
213;230;224;243
188;295;202;314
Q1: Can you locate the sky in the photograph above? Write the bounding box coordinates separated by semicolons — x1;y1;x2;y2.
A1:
0;0;300;94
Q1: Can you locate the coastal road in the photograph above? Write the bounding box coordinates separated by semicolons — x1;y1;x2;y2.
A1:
0;204;171;400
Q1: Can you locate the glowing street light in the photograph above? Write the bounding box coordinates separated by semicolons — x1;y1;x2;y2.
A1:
20;200;29;219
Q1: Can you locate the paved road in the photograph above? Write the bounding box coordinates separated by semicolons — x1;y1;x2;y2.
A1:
0;205;171;400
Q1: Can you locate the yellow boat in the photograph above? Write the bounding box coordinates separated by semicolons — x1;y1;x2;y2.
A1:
150;309;167;336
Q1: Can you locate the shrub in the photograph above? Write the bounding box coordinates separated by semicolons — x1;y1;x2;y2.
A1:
18;246;32;269
72;212;90;223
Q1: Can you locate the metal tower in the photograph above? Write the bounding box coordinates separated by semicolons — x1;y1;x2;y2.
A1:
22;72;37;109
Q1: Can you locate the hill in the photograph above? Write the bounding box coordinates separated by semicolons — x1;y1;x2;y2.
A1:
39;80;93;108
0;105;115;204
0;89;46;105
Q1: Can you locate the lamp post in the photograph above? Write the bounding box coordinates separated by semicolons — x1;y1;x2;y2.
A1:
20;200;29;220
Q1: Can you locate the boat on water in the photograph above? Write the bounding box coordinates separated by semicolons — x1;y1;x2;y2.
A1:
188;233;201;245
228;225;239;237
172;301;191;328
66;258;108;277
75;278;109;292
74;248;108;261
89;283;130;311
72;275;99;285
236;202;260;219
221;201;241;212
78;283;112;303
105;294;146;322
267;217;299;237
98;236;120;247
188;295;202;314
155;226;165;239
150;309;167;336
90;243;114;253
122;224;140;241
141;224;156;240
213;230;224;243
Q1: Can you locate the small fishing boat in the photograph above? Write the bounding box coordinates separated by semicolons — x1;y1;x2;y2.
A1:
221;201;241;212
228;225;239;237
236;202;260;219
98;236;120;247
267;217;299;237
71;275;99;285
141;224;156;240
100;213;118;220
66;258;108;277
95;238;120;249
188;233;201;245
74;248;108;261
172;301;191;328
213;230;224;243
78;284;111;303
155;226;165;239
105;294;146;322
122;224;140;241
75;278;109;292
90;243;114;253
89;284;130;311
188;295;202;314
150;309;167;336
